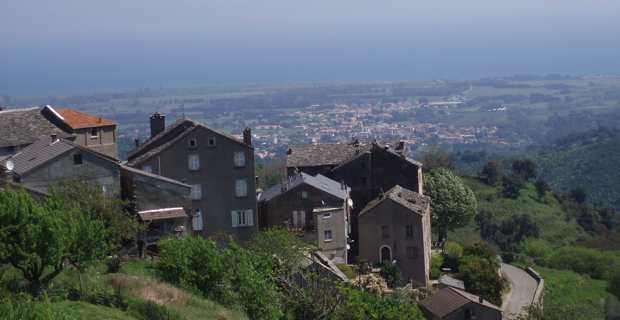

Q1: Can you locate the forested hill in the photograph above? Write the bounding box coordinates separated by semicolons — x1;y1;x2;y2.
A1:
456;128;620;211
534;128;620;211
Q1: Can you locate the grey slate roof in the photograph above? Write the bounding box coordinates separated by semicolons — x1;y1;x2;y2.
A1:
439;274;465;290
259;172;349;202
127;118;251;166
359;185;430;217
419;287;502;318
2;135;118;176
0;107;71;148
286;142;372;168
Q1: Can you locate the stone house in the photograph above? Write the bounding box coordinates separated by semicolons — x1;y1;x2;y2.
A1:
258;172;351;263
127;113;257;241
0;105;118;158
418;287;502;320
120;165;192;250
358;185;432;287
1;135;121;195
286;141;424;258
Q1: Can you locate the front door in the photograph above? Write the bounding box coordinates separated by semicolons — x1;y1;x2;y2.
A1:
380;246;391;263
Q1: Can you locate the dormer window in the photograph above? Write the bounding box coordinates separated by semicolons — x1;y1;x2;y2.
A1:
188;138;198;149
90;128;98;138
208;137;216;147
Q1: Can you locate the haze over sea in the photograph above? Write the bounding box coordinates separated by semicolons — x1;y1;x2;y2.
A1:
2;0;620;96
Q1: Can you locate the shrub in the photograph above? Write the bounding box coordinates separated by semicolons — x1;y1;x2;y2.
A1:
442;241;463;271
333;286;424;320
459;256;506;306
106;256;122;274
610;272;620;298
380;262;401;288
545;246;620;280
520;239;552;265
430;254;444;280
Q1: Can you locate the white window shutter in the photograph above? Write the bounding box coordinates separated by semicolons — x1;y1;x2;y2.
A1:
231;211;238;227
300;210;306;227
292;211;298;227
246;209;254;226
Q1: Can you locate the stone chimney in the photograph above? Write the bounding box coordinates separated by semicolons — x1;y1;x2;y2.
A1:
243;127;252;146
150;112;165;138
50;134;58;142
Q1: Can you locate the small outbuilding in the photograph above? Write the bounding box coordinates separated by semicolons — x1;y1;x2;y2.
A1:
418;287;502;320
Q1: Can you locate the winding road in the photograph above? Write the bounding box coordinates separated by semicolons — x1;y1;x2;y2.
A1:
501;263;539;320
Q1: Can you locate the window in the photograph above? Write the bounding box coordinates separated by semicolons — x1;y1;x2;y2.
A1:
188;154;200;170
193;209;203;231
142;165;152;173
301;191;308;199
322;212;331;219
90;128;98;138
324;230;333;242
231;209;254;227
234;151;246;167
190;184;202;200
188;138;198;148
235;179;248;197
381;226;390;239
292;210;306;228
407;246;418;259
208;137;216;147
73;154;83;165
406;225;414;238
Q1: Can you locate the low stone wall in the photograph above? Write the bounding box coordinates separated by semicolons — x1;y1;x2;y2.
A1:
526;267;545;307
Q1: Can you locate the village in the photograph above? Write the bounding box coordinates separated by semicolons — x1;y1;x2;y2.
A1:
0;105;544;320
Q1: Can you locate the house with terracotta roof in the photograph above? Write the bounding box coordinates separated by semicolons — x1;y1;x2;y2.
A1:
0;105;118;159
418;286;502;320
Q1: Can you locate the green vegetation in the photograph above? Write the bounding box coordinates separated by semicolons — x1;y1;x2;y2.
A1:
538;267;609;320
424;168;478;241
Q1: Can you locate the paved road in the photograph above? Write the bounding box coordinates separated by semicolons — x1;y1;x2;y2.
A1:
501;263;538;320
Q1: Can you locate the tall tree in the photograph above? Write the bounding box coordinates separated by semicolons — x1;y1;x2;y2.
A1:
512;159;537;181
480;160;502;186
424;169;478;242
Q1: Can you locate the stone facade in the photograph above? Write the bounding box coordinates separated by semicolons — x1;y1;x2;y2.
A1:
128;117;258;241
358;185;431;287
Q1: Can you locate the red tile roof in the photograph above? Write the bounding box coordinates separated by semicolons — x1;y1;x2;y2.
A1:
57;108;116;129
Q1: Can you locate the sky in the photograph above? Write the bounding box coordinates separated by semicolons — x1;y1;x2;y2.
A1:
2;0;620;96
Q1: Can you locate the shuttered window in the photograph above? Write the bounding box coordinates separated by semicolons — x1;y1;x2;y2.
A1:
234;151;246;167
235;179;248;197
190;184;202;200
193;209;203;231
231;210;254;227
188;154;200;171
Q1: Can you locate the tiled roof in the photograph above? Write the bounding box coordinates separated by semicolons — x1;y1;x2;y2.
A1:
286;142;372;168
56;108;116;129
259;172;349;202
0;107;71;148
138;207;188;221
127;118;251;166
419;287;502;318
2;135;118;176
439;274;465;290
359;185;430;217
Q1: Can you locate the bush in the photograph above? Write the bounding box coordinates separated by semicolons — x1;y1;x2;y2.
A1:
380;263;401;288
443;241;463;271
128;300;182;320
0;294;72;320
430;254;444;280
520;239;552;265
333;286;424;320
106;256;122;274
610;272;620;298
459;256;506;306
545;246;620;280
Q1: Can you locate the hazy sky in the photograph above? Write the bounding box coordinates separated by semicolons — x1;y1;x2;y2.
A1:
2;0;620;95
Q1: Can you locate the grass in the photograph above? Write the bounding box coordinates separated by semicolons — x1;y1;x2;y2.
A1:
51;301;136;320
538;267;609;320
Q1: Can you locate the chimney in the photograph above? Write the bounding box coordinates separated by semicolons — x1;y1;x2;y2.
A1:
50;134;58;142
243;127;252;146
150;112;165;138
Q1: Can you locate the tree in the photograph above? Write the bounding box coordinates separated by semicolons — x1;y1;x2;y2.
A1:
610;271;620;299
502;174;525;199
0;189;69;295
248;228;310;277
424;169;478;241
333;286;424;320
569;187;587;204
48;181;142;252
512;159;537;181
421;147;455;171
459;255;505;306
535;177;550;198
480;161;502;186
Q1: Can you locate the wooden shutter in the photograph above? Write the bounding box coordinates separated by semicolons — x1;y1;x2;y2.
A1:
231;211;238;227
246;209;254;226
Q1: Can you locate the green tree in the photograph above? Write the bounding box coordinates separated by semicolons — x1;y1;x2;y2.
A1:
442;241;463;271
421;147;455;171
535;177;550;198
512;159;537;181
480;160;502;186
502;174;525;199
459;255;505;306
48;181;141;252
610;272;620;298
0;189;69;295
248;227;310;277
333;286;424;320
424;169;477;241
